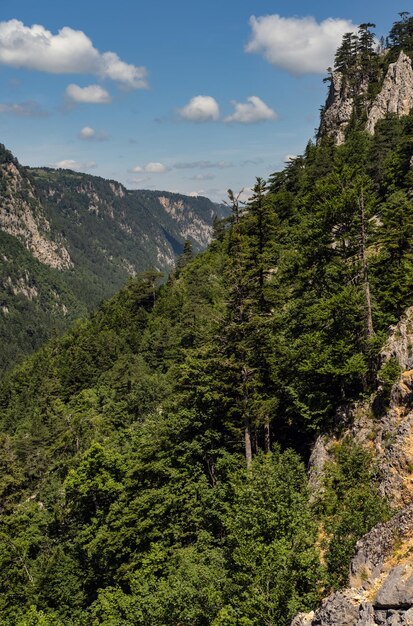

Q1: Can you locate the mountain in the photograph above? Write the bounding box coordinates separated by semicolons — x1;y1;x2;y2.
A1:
3;13;413;626
318;20;413;145
0;144;228;373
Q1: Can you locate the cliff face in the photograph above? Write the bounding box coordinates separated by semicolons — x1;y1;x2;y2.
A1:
318;73;368;146
366;52;413;134
293;309;413;626
318;51;413;145
0;161;72;269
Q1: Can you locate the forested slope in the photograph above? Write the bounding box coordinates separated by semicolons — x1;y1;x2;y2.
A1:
2;15;413;626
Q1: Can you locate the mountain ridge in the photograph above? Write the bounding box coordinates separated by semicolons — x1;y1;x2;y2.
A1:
0;144;228;373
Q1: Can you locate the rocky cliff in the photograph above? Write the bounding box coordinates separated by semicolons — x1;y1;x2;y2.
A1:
366;52;413;135
293;308;413;626
293;506;413;626
318;51;413;145
0;158;72;269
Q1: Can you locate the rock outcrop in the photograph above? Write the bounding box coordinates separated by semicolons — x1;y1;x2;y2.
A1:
293;309;413;626
308;307;413;510
317;72;362;146
0;161;73;269
366;52;413;135
293;505;413;625
318;51;413;145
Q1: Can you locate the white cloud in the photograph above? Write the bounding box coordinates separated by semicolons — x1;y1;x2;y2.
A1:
145;162;168;173
0;19;148;89
79;126;109;141
246;14;357;75
66;84;111;104
225;96;277;123
131;162;168;174
52;159;97;171
179;95;220;122
284;154;298;162
0;100;48;116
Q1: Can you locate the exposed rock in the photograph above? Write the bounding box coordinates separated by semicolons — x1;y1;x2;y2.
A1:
375;564;413;609
295;591;360;626
291;552;413;625
350;504;413;588
308;435;334;501
0;162;73;269
291;611;315;626
158;195;213;248
381;308;413;373
367;52;413;135
318;52;413;145
317;72;357;146
5;274;38;300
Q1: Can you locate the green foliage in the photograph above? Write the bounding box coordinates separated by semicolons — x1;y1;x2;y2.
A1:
316;440;391;588
223;450;321;625
2;19;413;625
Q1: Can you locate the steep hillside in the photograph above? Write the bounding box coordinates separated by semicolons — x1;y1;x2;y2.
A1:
3;13;413;626
0;146;227;374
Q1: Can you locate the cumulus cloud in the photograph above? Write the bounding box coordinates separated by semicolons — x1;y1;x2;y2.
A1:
66;84;111;104
145;162;168;173
0;19;148;89
0;100;48;117
179;95;220;122
52;159;97;171
132;162;168;174
246;14;357;75
174;160;233;169
79;126;109;141
225;96;277;123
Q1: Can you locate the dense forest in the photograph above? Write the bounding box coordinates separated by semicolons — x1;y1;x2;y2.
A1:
1;13;413;626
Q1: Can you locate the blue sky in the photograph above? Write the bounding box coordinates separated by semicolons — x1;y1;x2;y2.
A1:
0;0;403;202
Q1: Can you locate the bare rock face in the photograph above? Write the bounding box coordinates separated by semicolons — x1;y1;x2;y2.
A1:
0;162;72;269
291;611;315;626
367;52;413;135
307;435;333;501
350;504;413;588
375;564;413;609
317;72;357;146
292;528;413;625
318;51;413;145
381;308;413;373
